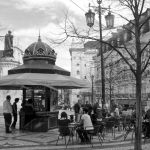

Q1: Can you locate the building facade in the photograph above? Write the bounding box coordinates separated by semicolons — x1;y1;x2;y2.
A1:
69;40;97;106
69;8;150;110
94;8;150;109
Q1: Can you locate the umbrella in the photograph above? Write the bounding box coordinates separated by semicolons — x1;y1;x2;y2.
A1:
0;73;90;89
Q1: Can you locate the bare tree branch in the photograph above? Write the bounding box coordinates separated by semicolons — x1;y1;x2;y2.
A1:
141;40;150;54
139;0;146;16
141;55;150;73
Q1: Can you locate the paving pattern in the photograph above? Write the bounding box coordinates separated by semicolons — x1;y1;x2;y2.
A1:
0;116;149;150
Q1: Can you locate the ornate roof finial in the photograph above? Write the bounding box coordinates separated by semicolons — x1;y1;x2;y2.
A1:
38;29;41;42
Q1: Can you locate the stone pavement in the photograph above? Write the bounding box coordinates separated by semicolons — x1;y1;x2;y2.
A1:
0;116;149;150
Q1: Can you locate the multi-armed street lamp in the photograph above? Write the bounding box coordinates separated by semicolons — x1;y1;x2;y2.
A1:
85;0;115;108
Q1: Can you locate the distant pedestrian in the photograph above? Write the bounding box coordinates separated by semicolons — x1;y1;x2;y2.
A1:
11;98;19;129
114;105;120;117
84;101;92;116
3;95;13;133
73;100;80;122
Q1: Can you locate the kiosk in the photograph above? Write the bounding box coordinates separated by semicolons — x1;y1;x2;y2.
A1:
0;35;89;132
19;87;58;132
8;35;69;132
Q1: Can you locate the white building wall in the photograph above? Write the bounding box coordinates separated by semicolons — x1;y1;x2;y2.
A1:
0;47;23;106
70;42;97;106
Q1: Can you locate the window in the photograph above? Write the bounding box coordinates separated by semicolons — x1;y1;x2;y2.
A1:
36;48;45;55
77;70;80;75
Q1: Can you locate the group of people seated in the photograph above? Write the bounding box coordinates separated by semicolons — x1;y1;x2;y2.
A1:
58;99;150;143
58;100;107;144
58;107;95;144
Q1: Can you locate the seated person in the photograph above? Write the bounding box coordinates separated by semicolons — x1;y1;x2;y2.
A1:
76;108;94;143
58;111;71;136
91;111;97;125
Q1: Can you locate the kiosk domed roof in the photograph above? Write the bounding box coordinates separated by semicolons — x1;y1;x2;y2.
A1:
24;35;56;57
23;35;57;65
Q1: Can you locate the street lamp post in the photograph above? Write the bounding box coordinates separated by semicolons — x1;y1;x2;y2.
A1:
91;75;94;105
85;0;114;109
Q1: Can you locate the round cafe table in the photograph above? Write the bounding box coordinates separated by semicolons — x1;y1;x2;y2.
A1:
68;122;80;143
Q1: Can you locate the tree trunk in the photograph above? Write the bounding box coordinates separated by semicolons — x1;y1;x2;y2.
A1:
135;72;142;150
134;12;142;149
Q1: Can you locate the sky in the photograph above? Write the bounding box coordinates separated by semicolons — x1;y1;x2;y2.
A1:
0;0;95;71
0;0;149;71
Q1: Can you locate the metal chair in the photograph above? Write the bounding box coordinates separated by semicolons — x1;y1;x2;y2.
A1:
56;125;74;149
104;120;116;138
85;125;103;147
123;120;135;141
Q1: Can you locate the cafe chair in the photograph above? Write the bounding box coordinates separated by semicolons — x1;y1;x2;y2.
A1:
56;125;74;149
85;125;103;147
104;120;116;138
123;121;135;141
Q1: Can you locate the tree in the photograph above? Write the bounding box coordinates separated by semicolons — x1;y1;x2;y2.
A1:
105;58;124;108
48;0;150;149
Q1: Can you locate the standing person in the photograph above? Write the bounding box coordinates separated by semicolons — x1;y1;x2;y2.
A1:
93;101;99;115
3;95;13;133
143;108;150;138
11;98;19;129
73;100;80;122
84;101;93;116
114;105;120;117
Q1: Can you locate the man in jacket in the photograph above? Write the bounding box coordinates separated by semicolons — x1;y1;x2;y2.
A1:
73;100;80;122
11;98;19;129
3;95;13;133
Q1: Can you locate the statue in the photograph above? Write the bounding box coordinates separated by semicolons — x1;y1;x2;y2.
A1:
4;30;13;50
3;31;13;57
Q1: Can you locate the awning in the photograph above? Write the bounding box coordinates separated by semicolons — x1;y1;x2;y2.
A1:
116;98;136;105
0;73;90;89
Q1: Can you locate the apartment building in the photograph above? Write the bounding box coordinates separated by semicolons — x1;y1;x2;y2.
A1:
94;8;150;109
69;39;97;106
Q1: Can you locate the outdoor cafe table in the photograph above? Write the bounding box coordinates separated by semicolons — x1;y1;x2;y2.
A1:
68;122;80;144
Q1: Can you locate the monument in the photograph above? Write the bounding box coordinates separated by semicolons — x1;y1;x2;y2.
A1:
3;30;13;57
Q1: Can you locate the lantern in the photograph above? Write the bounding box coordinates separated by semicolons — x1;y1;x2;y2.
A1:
105;11;115;29
85;9;95;28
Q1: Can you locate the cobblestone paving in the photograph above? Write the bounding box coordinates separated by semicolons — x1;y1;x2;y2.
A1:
0;116;149;150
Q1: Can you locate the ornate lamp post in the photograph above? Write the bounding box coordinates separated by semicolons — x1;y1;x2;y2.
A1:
85;0;114;109
91;75;94;105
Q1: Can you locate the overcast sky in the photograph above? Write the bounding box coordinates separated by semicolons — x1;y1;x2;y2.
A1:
0;0;93;71
0;0;149;71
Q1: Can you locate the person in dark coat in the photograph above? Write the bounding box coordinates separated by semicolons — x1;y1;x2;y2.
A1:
11;98;19;129
143;108;150;138
84;101;92;117
3;95;13;133
58;111;71;136
24;99;35;125
73;101;80;122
